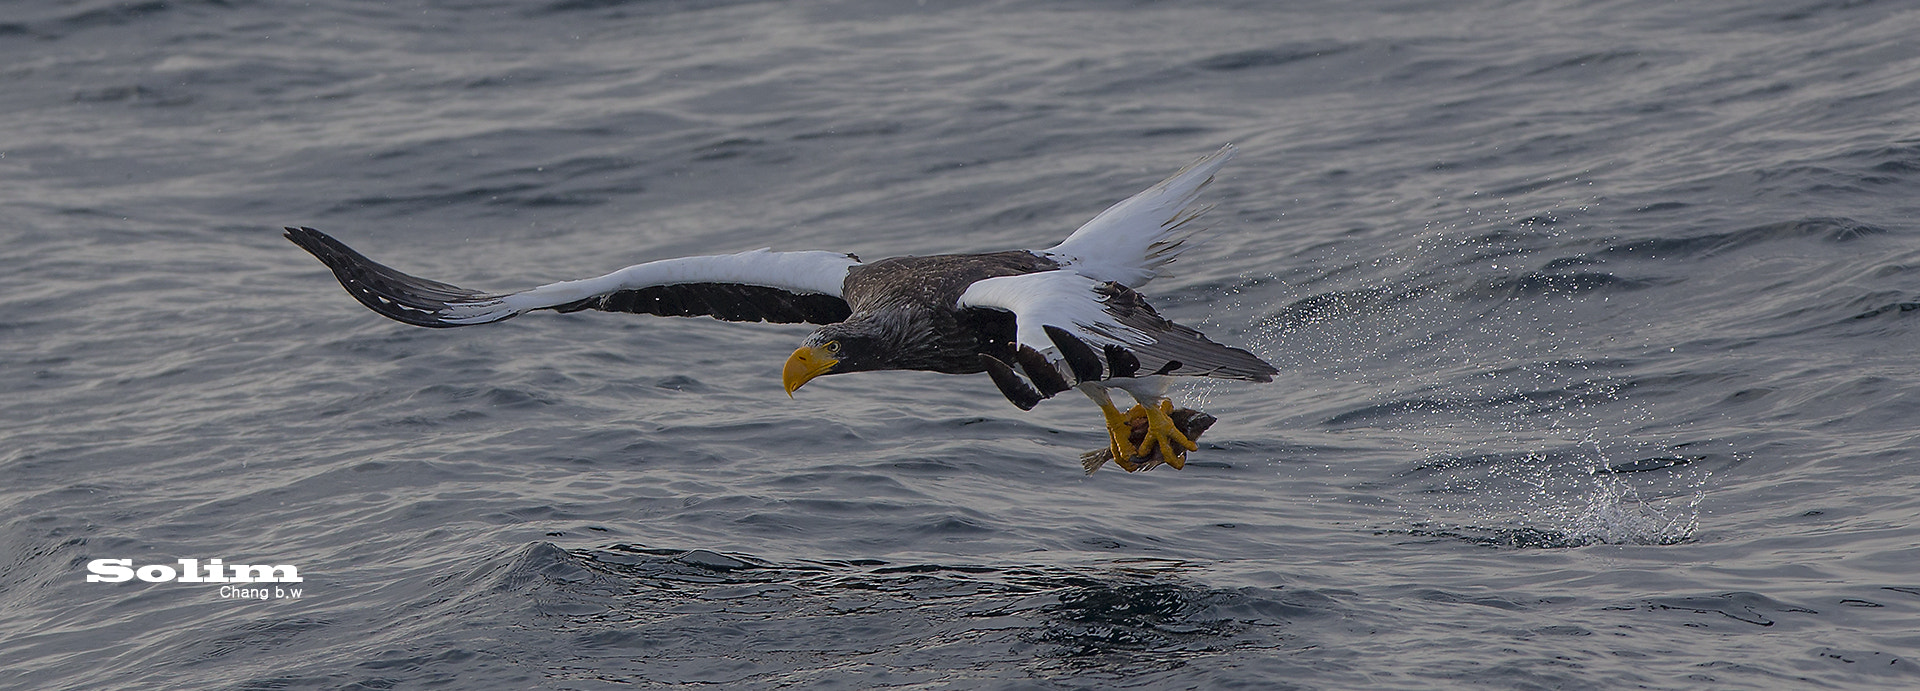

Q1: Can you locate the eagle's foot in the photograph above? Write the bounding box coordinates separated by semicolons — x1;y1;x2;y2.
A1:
1079;405;1217;474
1138;399;1198;470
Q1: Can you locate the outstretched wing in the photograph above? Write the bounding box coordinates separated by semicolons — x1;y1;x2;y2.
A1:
1041;144;1236;288
957;270;1274;409
285;227;858;328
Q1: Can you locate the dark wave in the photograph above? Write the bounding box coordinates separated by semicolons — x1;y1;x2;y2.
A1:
1594;217;1886;262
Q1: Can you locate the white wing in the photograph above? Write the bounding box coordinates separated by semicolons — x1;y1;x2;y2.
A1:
958;271;1274;407
1042;143;1237;288
287;227;859;328
455;248;857;324
962;270;1149;355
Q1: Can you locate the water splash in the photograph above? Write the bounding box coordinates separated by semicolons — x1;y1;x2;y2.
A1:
1400;443;1712;548
1559;468;1704;546
1509;458;1705;546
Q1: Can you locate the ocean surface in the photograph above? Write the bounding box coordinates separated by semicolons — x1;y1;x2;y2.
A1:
4;1;1919;688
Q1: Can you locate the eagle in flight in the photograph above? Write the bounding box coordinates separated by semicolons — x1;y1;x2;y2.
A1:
287;144;1274;471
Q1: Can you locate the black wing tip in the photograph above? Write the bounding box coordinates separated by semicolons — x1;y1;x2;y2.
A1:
1103;344;1141;379
284;225;500;328
283;225;323;252
980;354;1045;410
1252;363;1278;382
1015;345;1072;396
1043;325;1105;383
1231;349;1279;382
283;225;335;247
284;226;370;273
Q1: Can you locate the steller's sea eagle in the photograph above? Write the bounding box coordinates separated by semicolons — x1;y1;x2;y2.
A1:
286;144;1274;471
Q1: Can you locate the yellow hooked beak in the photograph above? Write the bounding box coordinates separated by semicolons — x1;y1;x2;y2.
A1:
782;344;838;397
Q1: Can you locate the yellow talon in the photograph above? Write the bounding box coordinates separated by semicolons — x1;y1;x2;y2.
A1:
1140;399;1197;469
1092;398;1200;473
1098;399;1139;464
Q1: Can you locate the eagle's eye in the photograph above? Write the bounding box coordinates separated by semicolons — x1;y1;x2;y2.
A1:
824;340;841;355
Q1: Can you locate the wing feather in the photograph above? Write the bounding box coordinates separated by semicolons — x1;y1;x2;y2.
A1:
1042;144;1236;288
957;271;1274;405
286;227;857;327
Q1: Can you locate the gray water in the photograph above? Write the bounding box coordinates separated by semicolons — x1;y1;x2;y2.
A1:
4;1;1920;688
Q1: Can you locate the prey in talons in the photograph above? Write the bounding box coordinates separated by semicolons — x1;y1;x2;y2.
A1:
1082;400;1217;474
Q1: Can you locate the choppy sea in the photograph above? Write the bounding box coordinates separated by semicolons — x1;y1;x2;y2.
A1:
5;1;1920;688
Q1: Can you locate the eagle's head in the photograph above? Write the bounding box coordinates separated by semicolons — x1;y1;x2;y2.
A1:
782;325;887;396
782;313;930;396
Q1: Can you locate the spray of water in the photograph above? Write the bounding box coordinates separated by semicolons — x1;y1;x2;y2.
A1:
1201;184;1713;548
